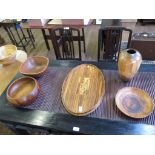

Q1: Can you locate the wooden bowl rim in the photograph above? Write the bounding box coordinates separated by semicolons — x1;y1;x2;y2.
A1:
7;76;39;100
0;44;17;60
19;56;49;75
115;87;155;118
61;64;105;116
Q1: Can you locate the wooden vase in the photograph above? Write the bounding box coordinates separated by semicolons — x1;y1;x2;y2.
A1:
118;48;142;81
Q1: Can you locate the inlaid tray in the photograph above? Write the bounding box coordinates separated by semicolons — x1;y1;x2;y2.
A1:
61;64;105;116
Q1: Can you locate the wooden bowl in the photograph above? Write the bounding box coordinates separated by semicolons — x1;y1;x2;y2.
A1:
7;77;40;106
0;45;17;65
61;64;105;116
115;87;154;118
19;56;49;77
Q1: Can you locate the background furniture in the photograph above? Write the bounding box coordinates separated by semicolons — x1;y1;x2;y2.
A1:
101;19;122;28
0;35;5;46
98;26;132;61
100;19;122;52
0;21;35;52
130;32;155;60
21;19;93;52
49;27;82;60
138;19;155;25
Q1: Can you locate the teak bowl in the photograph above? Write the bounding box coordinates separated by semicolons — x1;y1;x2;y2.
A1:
115;87;154;118
0;45;17;65
7;77;40;106
19;56;49;77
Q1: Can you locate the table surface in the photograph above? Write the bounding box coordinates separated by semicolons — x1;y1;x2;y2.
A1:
1;60;155;135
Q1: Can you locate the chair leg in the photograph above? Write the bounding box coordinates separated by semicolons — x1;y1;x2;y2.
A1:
101;31;104;50
42;29;50;50
98;29;102;61
82;28;86;53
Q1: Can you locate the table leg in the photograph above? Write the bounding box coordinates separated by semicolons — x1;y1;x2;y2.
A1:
15;28;27;52
29;29;35;42
42;29;50;50
27;29;35;49
4;27;16;45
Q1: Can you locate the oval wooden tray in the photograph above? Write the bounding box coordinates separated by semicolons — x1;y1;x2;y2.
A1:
61;64;105;116
115;87;154;118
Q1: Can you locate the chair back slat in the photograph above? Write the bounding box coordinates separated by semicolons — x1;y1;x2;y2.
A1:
50;27;82;60
98;26;132;61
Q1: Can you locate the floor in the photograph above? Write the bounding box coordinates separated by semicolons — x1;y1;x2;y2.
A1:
0;20;155;134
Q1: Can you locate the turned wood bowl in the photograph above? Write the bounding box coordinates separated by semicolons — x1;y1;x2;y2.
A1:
115;87;154;118
0;45;17;65
7;77;40;106
19;56;49;77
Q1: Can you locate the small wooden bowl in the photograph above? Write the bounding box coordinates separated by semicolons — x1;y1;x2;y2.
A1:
19;56;49;77
7;77;40;106
0;45;17;65
115;87;154;118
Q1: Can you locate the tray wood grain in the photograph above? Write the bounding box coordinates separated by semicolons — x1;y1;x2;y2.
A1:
61;64;105;116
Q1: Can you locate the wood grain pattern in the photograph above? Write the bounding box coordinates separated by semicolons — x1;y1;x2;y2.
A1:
115;87;154;118
0;61;21;96
19;56;49;77
118;49;142;81
7;77;40;106
61;64;105;116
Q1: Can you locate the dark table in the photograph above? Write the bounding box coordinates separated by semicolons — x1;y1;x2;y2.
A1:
1;60;155;135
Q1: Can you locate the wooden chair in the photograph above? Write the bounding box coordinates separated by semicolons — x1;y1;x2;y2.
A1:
98;26;132;61
49;27;82;60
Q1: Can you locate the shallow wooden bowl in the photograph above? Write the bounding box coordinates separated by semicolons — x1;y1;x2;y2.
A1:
0;45;17;65
19;56;49;77
7;77;40;106
115;87;154;118
61;64;105;116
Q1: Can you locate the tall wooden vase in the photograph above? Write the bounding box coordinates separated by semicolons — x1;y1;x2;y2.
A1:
118;48;142;81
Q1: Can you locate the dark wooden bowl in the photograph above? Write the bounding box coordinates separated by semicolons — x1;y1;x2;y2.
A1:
19;56;49;77
7;77;40;106
115;87;154;118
